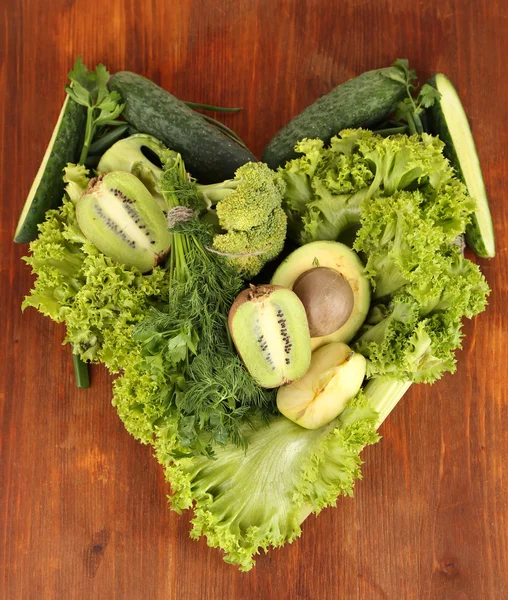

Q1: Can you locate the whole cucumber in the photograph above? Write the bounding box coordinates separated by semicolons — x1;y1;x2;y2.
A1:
108;72;256;183
261;67;406;169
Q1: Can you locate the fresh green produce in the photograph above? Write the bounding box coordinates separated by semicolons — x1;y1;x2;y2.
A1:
261;65;407;169
76;171;172;272
272;241;371;349
161;160;288;278
87;122;129;157
108;71;257;183
278;128;489;382
19;58;493;573
97;133;171;176
428;73;495;257
121;156;275;456
277;342;366;429
14;95;87;243
22;188;169;372
157;388;380;571
228;284;311;388
378;59;441;136
64;57;126;169
279;129;472;247
353;254;489;383
17;57;127;386
97;133;175;202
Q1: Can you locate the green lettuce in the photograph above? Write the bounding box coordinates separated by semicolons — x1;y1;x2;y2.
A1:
155;391;380;571
280;129;489;384
23;195;168;371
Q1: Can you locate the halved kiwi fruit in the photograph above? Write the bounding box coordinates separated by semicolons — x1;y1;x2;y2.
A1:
76;171;171;272
228;284;311;388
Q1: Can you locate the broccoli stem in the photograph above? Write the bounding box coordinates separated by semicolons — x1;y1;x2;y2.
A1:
363;376;413;427
197;179;238;205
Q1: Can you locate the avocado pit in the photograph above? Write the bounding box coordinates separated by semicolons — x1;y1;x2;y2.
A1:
292;267;354;338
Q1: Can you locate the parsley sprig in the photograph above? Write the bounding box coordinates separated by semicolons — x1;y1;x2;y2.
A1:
65;57;125;164
380;59;441;135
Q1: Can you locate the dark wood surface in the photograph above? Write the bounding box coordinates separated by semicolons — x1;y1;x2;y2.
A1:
1;0;507;598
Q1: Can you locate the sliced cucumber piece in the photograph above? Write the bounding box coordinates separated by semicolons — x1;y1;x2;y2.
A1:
428;74;495;258
14;95;86;243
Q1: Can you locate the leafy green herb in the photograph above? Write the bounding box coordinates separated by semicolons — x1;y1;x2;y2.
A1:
65;57;125;164
128;156;275;456
381;59;441;134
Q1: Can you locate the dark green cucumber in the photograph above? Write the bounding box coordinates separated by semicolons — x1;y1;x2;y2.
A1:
14;95;87;243
427;74;495;258
261;67;406;169
108;72;256;183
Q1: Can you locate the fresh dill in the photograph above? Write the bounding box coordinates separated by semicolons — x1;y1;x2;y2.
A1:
132;157;276;457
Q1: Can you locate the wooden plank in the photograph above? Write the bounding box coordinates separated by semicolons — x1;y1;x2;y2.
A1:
1;0;506;598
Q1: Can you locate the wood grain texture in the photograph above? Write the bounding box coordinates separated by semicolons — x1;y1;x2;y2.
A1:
1;0;507;598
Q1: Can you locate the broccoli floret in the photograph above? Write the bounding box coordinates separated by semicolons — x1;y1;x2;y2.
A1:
155;155;288;279
213;208;287;278
199;162;286;232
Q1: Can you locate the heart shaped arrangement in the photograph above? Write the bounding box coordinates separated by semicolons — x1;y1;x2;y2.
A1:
16;58;493;570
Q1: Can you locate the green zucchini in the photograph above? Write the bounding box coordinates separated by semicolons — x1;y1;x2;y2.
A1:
427;74;495;258
14;95;86;243
261;67;406;169
108;72;256;184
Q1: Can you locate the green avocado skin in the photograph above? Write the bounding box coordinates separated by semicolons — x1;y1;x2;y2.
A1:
108;71;257;184
14;97;86;243
261;68;406;170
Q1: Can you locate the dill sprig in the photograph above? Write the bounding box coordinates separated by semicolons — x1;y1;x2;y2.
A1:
133;155;276;457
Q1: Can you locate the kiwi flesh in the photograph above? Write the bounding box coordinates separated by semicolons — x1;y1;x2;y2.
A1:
228;284;311;388
293;267;354;337
76;171;172;272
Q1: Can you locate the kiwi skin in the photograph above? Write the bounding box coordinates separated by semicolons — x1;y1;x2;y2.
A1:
293;267;354;338
228;284;311;388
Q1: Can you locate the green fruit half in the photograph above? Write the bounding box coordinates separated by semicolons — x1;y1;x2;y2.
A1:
229;284;311;388
76;171;171;272
272;240;370;350
277;342;366;429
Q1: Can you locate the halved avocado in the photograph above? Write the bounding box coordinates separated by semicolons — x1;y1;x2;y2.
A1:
271;240;370;350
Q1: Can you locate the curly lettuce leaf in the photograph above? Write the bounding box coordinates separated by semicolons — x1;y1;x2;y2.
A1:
22;197;168;371
22;199;85;321
63;163;90;203
155;392;379;571
279;129;461;246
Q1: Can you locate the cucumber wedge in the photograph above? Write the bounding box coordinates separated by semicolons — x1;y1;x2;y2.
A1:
14;95;86;243
428;74;495;258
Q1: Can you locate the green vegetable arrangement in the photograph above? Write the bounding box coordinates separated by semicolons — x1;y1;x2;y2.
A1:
18;58;494;571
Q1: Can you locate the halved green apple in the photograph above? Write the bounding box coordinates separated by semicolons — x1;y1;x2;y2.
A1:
277;342;366;429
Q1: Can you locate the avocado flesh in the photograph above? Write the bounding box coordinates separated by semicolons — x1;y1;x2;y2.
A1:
271;240;370;350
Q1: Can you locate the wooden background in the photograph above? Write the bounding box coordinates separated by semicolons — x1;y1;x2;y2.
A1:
1;0;507;598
